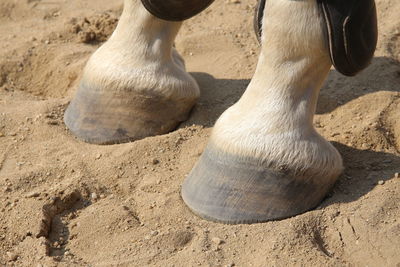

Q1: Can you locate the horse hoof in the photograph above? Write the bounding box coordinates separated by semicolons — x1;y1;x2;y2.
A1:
64;80;197;145
182;143;340;224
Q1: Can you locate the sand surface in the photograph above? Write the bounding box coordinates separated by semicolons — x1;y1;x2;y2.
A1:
1;0;400;266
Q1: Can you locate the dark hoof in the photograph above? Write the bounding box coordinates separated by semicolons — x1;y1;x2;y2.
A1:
64;82;194;145
182;144;339;224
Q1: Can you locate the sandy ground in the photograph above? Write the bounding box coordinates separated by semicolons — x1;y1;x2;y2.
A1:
0;0;400;266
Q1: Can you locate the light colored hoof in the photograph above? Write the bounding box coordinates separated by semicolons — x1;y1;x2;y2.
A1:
182;144;340;224
64;82;196;145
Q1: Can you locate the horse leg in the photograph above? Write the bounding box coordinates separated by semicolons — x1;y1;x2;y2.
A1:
64;0;213;144
182;0;344;224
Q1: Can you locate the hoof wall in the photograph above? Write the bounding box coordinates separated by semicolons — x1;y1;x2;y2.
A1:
182;144;339;224
64;82;194;145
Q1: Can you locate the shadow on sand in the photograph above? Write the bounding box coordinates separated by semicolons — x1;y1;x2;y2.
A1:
184;56;399;127
323;142;400;206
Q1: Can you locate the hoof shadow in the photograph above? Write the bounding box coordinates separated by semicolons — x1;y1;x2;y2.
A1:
317;56;400;114
181;72;249;127
322;142;400;207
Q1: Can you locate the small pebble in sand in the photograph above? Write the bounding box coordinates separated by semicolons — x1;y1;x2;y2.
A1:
377;180;385;185
26;192;40;198
95;153;102;159
212;237;224;245
152;158;159;165
7;251;18;261
91;192;98;200
4;186;11;192
150;230;159;236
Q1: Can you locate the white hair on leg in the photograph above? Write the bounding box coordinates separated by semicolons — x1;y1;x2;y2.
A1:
83;0;199;99
211;0;343;181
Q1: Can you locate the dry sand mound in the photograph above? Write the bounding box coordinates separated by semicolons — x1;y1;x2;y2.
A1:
0;0;399;266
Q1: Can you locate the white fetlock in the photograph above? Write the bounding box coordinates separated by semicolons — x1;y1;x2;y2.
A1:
64;0;199;144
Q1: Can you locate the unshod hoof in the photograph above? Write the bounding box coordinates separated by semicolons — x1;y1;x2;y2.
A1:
182;144;340;224
64;81;196;145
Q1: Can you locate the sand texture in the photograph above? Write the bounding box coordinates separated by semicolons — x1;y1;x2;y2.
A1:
0;0;400;266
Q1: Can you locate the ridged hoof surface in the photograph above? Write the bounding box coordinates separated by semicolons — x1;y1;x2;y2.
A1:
182;144;339;224
64;82;194;145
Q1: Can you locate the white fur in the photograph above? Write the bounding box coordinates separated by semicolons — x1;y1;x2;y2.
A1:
211;0;343;180
82;0;199;100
